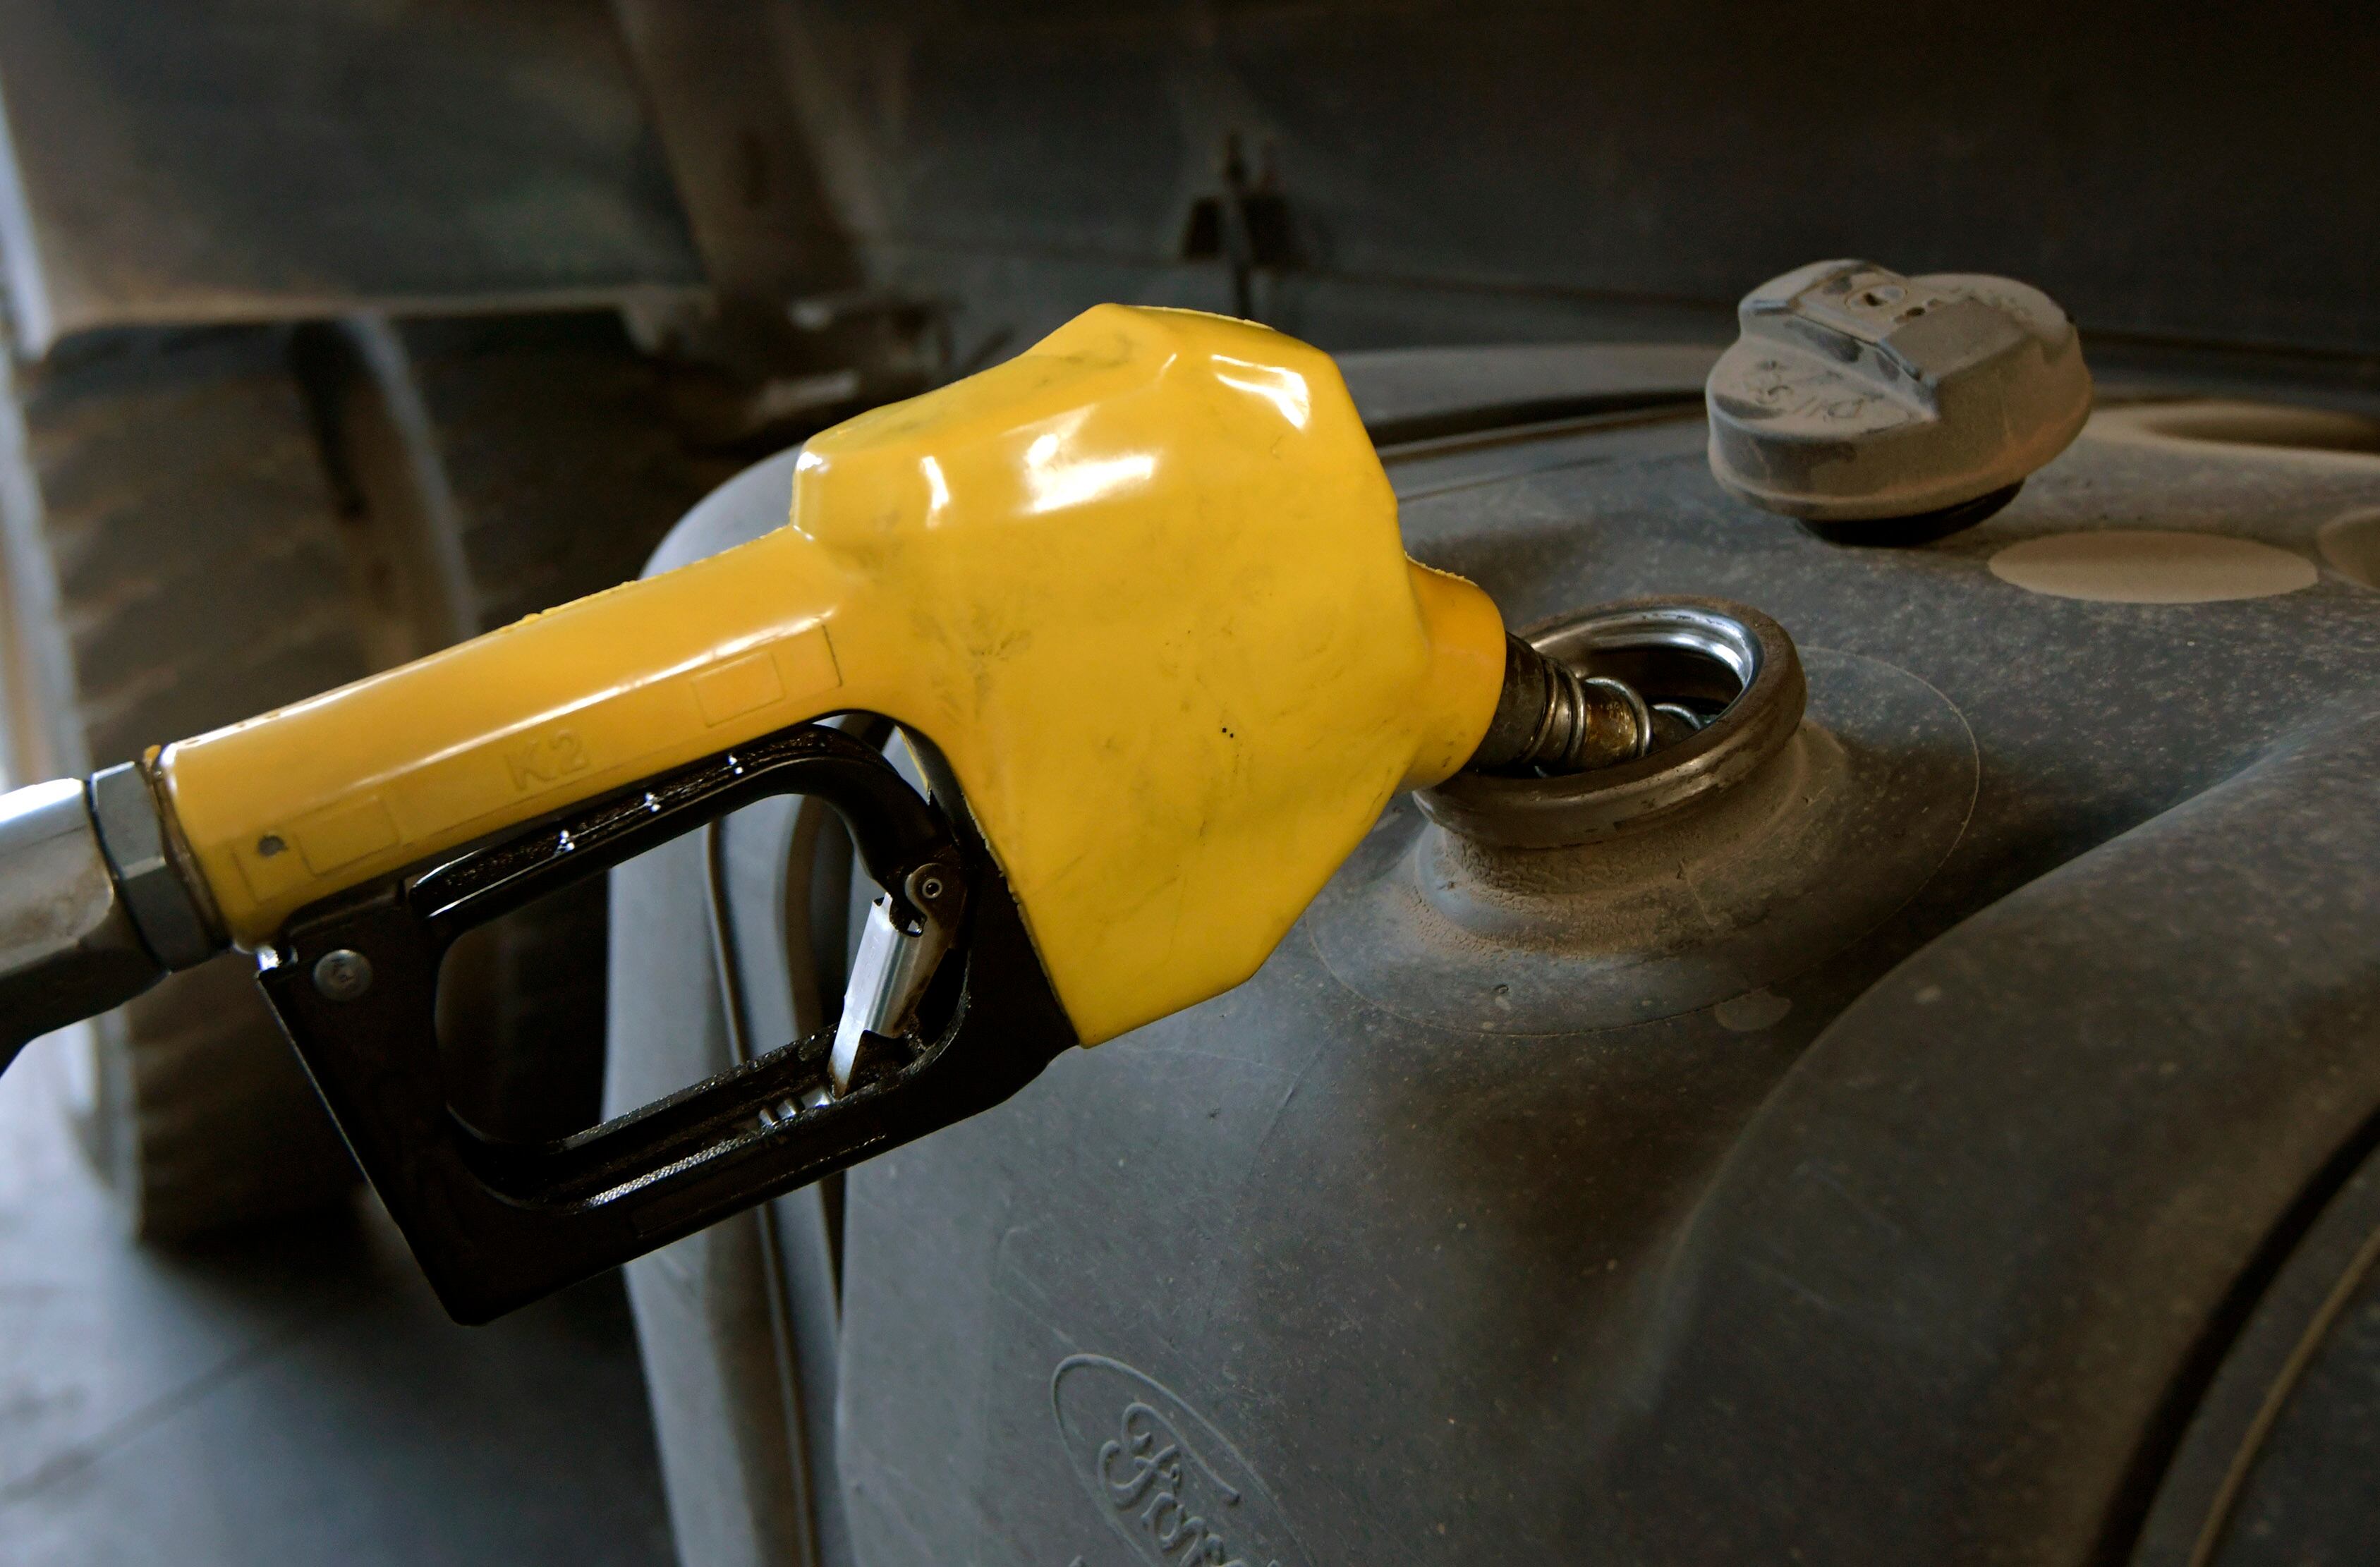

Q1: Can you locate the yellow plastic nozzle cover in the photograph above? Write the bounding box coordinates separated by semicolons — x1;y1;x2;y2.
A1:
159;305;1506;1044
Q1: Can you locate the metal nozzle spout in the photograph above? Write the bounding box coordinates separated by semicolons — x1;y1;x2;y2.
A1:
1464;634;1656;776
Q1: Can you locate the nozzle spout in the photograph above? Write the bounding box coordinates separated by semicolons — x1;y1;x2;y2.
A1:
1464;634;1656;776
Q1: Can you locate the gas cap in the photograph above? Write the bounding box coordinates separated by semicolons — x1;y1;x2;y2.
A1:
1706;260;2091;543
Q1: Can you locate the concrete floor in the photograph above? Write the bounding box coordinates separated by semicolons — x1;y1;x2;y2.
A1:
0;1026;674;1566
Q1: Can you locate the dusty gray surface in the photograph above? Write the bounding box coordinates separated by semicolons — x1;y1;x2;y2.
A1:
0;1025;673;1566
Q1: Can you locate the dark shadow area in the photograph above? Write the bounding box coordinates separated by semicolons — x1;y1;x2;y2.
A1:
0;1027;671;1566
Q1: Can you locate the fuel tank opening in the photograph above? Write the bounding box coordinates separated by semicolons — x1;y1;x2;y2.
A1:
1435;599;1804;849
1313;615;1977;1035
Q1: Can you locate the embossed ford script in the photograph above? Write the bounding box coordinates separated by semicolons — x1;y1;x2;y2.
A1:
1051;1355;1311;1567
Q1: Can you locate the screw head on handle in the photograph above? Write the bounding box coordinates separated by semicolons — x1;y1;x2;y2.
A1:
312;948;374;1002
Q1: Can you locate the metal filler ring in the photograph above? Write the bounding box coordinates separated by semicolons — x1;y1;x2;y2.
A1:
1423;597;1805;849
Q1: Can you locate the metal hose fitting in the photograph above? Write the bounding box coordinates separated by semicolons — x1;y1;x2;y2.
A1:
1465;634;1655;776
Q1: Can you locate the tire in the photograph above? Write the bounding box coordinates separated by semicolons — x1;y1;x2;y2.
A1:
317;312;736;1144
0;326;370;1238
0;312;728;1233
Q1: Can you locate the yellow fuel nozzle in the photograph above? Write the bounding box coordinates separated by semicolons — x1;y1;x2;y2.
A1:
159;305;1508;1046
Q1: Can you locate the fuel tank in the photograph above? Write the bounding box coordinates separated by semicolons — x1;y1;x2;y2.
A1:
612;343;2380;1566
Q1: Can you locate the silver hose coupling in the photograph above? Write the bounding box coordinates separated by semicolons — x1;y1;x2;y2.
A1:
88;762;224;970
0;764;228;1071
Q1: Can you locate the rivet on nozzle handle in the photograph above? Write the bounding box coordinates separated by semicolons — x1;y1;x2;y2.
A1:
1465;634;1658;776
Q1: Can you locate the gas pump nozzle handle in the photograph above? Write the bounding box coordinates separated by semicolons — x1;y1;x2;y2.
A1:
0;304;1652;1319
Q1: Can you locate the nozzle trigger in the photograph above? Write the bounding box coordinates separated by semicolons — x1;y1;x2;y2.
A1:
253;721;1074;1324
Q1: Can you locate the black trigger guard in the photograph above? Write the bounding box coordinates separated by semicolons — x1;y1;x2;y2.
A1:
254;721;1077;1325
